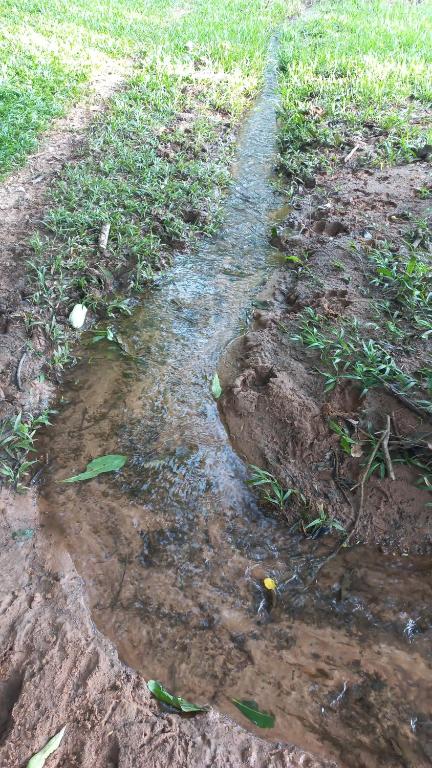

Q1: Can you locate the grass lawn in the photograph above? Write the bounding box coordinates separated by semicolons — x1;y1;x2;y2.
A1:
278;0;432;184
0;0;287;176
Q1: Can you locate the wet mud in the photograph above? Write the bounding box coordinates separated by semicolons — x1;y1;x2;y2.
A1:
30;38;432;768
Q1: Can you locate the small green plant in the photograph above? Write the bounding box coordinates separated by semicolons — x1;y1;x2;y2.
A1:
107;298;133;317
328;419;356;454
331;260;345;271
305;505;345;536
91;326;118;344
292;308;432;412
248;465;305;512
0;411;51;491
368;244;432;333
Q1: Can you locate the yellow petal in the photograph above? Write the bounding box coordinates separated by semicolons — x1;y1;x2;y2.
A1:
263;577;276;591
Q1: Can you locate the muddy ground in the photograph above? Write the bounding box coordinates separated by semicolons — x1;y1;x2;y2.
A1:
220;158;432;554
0;27;431;768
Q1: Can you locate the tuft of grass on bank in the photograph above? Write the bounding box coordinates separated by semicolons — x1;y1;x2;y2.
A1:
277;0;432;184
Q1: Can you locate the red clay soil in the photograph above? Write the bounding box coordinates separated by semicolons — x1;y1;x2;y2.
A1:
219;159;432;555
0;489;335;768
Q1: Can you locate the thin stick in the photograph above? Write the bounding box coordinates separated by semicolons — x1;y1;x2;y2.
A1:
346;418;390;546
16;351;27;391
305;418;391;588
382;414;395;480
98;222;110;252
344;144;360;163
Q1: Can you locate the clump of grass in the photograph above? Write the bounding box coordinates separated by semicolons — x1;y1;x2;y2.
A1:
248;465;305;513
304;505;345;537
0;410;51;491
368;242;432;337
292;307;432;413
278;0;432;184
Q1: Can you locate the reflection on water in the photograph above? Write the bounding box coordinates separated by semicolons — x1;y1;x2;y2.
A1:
39;39;432;768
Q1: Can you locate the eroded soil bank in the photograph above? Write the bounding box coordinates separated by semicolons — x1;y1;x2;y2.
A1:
220;159;432;554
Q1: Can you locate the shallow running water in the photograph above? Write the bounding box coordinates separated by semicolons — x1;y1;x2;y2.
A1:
40;40;432;767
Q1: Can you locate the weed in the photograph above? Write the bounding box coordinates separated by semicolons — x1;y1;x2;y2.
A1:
248;465;305;513
0;411;51;491
368;243;432;334
305;506;345;537
292;307;432;411
328;420;356;455
107;298;133;317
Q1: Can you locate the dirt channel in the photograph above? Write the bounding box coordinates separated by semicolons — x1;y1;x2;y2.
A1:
0;28;432;768
1;39;334;768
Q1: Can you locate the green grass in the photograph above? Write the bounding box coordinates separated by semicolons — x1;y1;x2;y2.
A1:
1;0;294;488
0;410;51;491
291;306;432;412
21;0;293;352
0;0;288;175
278;0;432;183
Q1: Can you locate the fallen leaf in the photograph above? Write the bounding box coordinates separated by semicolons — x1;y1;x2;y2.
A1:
27;726;65;768
263;577;277;591
60;454;127;483
232;698;275;728
211;373;222;400
68;304;87;329
147;680;208;713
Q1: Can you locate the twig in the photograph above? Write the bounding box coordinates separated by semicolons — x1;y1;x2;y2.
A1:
305;418;391;589
98;222;111;252
344;144;360;163
16;351;27;391
346;418;391;545
382;414;395;480
384;383;432;422
110;558;127;608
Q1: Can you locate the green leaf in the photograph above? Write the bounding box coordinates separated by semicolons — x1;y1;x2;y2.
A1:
60;454;127;483
211;373;222;400
284;254;303;264
147;680;208;713
232;698;275;728
12;528;34;540
27;726;66;768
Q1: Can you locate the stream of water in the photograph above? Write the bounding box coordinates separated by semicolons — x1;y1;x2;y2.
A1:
39;40;432;767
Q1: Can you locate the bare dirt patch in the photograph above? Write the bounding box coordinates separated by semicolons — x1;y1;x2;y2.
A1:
0;488;334;767
219;159;432;554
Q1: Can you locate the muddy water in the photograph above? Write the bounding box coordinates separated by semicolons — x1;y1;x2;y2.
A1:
39;41;432;768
